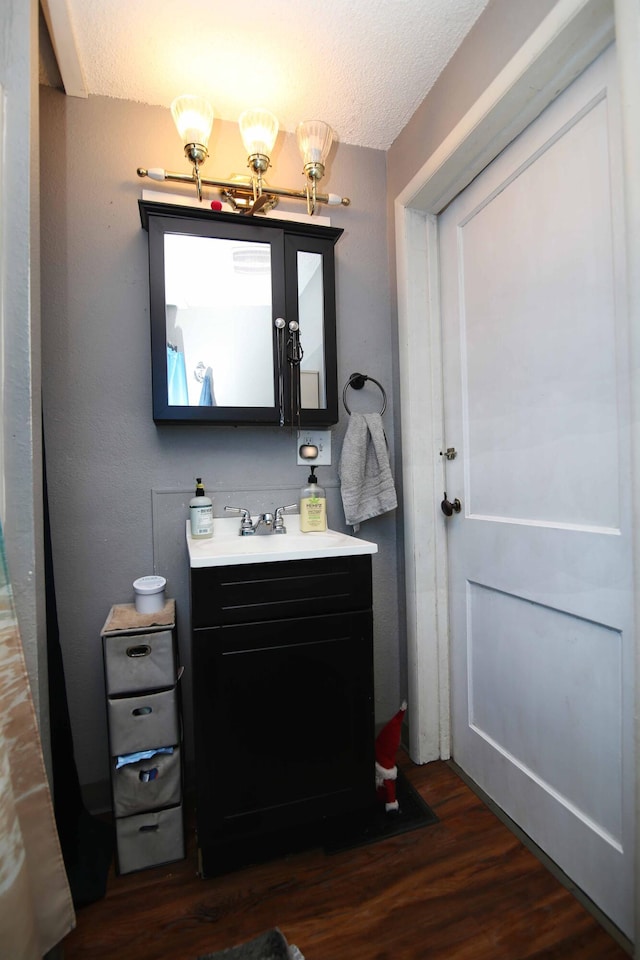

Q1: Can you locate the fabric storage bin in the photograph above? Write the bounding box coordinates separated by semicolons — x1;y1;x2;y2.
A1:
107;687;179;756
104;629;176;696
112;746;182;817
115;803;185;874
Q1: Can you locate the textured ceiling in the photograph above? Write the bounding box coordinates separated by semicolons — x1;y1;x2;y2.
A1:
51;0;491;151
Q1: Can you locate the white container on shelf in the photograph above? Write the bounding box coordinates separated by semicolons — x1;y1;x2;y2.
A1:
133;576;166;614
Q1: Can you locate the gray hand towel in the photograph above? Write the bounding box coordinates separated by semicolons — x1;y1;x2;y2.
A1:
339;412;398;529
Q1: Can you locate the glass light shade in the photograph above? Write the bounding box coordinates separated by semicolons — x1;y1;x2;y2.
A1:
296;120;334;168
171;95;214;147
238;108;279;158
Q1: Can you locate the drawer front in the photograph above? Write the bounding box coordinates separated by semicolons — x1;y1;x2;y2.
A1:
116;803;185;874
108;687;179;756
112;745;182;817
104;630;175;696
191;554;372;627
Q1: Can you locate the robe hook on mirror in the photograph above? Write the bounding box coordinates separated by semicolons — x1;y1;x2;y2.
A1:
287;321;304;431
137;96;351;216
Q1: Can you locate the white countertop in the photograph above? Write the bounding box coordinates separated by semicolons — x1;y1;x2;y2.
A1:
186;515;378;567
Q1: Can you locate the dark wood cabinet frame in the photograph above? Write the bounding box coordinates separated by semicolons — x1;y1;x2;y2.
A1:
139;200;342;426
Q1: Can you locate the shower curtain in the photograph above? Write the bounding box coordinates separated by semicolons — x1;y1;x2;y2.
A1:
0;518;75;958
167;343;188;406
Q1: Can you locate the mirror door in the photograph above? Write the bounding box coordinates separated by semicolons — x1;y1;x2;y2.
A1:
164;233;276;409
285;235;338;426
149;216;285;424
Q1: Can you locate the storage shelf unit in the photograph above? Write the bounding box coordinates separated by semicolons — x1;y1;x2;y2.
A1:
101;600;185;874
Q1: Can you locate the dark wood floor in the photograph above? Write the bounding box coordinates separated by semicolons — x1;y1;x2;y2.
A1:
61;753;631;960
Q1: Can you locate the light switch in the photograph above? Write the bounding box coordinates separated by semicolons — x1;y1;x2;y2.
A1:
296;430;331;466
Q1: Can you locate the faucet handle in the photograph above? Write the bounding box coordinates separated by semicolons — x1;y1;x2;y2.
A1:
273;503;297;534
224;505;254;534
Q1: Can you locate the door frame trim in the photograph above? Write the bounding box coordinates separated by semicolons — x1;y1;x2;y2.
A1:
395;0;622;765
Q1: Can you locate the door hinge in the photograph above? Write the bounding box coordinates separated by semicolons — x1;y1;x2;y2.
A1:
440;447;457;460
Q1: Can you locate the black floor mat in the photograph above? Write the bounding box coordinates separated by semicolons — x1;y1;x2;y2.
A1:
323;770;438;854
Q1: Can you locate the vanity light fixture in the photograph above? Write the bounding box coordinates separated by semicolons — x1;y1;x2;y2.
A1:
137;95;350;216
169;95;214;203
296;120;335;219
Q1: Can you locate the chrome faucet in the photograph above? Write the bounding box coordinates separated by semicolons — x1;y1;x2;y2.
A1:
225;504;296;536
224;506;274;536
273;503;297;534
254;512;274;535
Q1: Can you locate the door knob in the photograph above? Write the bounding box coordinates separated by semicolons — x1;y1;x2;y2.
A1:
441;493;461;517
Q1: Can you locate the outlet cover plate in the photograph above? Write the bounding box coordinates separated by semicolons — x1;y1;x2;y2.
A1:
297;429;331;466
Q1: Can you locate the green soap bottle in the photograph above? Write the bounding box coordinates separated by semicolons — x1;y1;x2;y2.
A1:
300;467;327;532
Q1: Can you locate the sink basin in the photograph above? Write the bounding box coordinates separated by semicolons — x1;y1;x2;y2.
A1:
186;515;377;567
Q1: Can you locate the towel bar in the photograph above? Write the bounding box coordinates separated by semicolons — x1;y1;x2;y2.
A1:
342;372;387;416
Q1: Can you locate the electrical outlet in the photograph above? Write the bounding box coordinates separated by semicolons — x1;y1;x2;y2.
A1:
296;430;332;466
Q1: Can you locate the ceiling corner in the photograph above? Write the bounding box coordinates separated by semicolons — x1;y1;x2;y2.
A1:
40;0;88;99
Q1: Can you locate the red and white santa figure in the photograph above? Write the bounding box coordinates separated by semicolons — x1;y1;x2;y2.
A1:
375;700;407;812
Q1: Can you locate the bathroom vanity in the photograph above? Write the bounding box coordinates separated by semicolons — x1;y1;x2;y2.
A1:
187;518;378;876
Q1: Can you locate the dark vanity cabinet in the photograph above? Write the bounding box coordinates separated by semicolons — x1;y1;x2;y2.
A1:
190;554;376;876
139;200;342;426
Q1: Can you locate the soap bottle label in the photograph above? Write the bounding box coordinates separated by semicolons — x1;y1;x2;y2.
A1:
190;503;213;538
300;496;327;532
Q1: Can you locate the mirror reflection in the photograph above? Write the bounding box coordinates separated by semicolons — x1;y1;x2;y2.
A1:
164;234;275;407
297;251;325;409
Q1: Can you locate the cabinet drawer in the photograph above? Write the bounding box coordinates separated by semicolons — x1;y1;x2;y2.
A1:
108;687;179;756
112;746;182;818
116;803;185;874
191;554;372;627
103;629;175;696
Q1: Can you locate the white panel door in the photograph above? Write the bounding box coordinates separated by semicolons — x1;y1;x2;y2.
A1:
440;44;633;936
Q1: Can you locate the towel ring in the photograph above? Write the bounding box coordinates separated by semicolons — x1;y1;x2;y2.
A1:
342;372;387;416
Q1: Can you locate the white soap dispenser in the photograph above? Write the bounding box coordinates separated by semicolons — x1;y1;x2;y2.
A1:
300;466;327;532
190;477;214;539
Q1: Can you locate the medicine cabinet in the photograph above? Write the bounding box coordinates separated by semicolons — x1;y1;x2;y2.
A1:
139;200;343;425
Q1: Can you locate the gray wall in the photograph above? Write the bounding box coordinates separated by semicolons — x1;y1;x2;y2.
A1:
39;89;398;801
387;0;559;201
